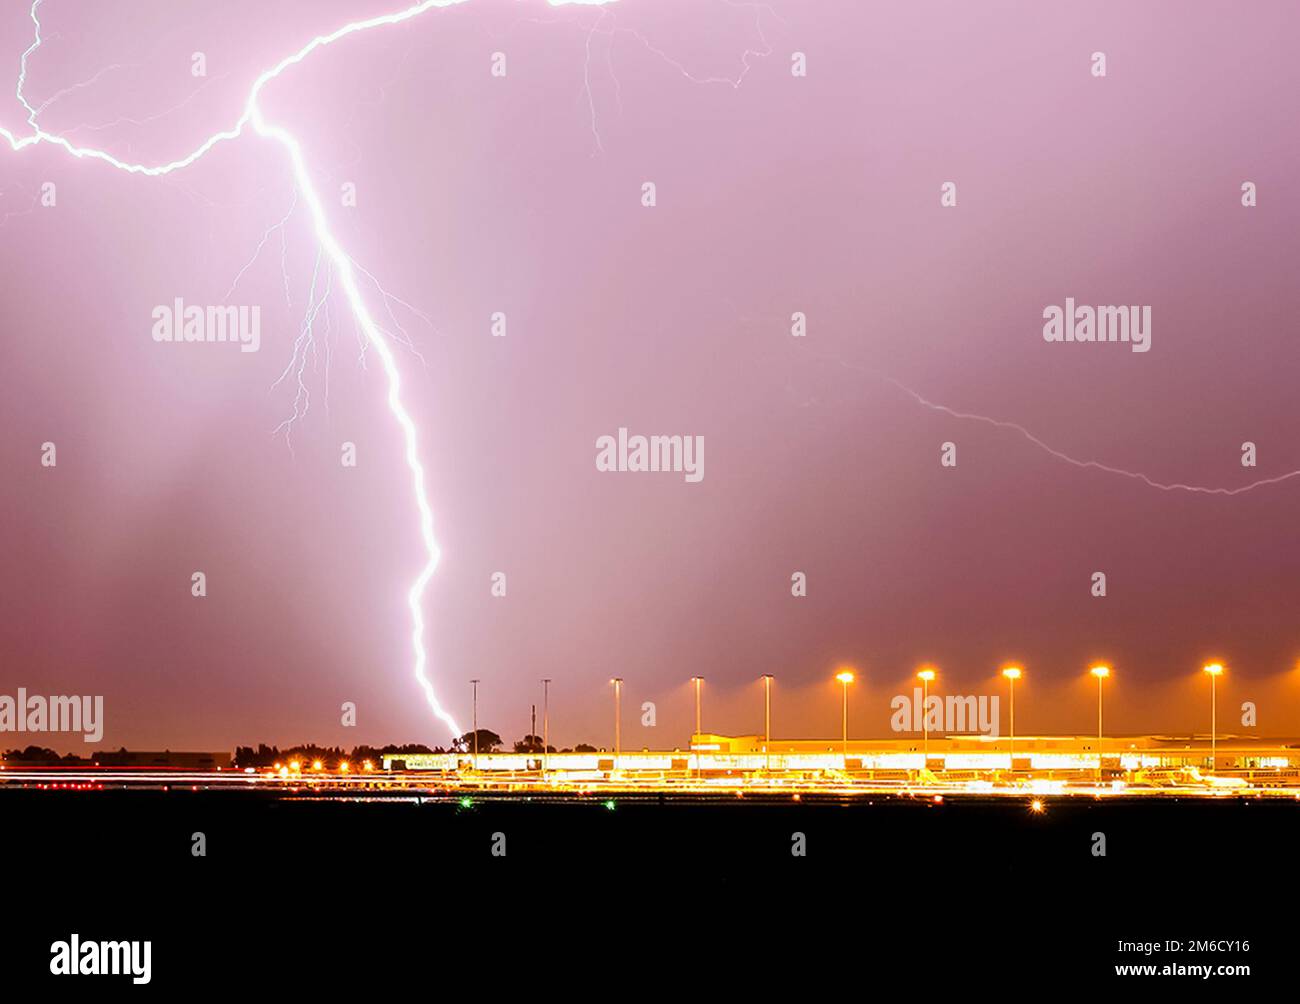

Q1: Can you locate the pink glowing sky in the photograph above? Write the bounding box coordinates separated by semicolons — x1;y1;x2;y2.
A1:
4;0;1300;752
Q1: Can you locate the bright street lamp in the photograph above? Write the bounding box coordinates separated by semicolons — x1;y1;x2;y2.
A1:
835;670;855;768
1203;663;1224;773
1001;666;1022;774
917;667;936;765
1090;665;1110;781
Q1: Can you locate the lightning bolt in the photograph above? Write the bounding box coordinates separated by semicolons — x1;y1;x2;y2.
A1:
883;376;1300;496
2;0;622;739
815;355;1300;497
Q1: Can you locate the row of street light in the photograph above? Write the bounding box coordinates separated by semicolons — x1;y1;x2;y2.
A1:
465;662;1230;771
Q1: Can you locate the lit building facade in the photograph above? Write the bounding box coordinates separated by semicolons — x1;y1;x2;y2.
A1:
382;733;1300;782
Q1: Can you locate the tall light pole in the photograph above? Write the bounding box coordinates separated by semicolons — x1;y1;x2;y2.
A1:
1090;665;1110;782
610;677;623;770
690;676;703;780
762;674;774;773
1203;663;1224;773
1001;666;1021;775
917;667;936;765
470;678;480;771
835;670;855;768
541;678;551;779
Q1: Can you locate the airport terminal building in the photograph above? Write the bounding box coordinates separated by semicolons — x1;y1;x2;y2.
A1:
384;732;1300;782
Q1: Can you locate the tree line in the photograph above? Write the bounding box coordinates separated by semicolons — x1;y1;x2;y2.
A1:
2;730;603;768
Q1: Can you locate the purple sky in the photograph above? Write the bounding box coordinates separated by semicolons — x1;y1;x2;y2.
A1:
5;0;1300;753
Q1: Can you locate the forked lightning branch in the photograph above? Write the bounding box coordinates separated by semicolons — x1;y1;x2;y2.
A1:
0;0;621;740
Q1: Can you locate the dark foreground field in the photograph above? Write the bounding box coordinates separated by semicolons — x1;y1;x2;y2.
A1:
1;789;1288;988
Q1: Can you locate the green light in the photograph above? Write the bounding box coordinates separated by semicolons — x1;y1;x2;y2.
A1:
603;799;616;811
459;797;474;809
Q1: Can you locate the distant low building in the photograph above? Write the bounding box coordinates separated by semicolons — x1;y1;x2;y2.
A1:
92;750;232;770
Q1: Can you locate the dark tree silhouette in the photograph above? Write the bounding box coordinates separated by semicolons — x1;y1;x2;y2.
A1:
454;730;502;754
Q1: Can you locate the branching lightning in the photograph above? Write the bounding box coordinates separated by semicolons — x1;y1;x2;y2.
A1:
882;375;1300;496
1;0;628;739
818;354;1300;497
17;0;1262;755
4;0;792;739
